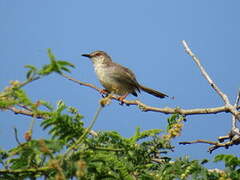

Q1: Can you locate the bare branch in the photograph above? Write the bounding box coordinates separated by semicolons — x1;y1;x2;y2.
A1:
179;139;234;153
182;40;240;119
61;73;103;93
180;41;240;151
123;100;240;115
7;107;47;119
180;139;220;146
182;40;229;104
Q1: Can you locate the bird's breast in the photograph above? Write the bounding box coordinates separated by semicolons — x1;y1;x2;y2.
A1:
94;63;109;81
93;63;128;95
93;63;113;87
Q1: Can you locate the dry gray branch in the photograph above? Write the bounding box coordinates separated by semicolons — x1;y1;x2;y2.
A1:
182;40;240;119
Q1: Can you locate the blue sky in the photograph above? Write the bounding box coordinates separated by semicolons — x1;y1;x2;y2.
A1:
1;1;240;169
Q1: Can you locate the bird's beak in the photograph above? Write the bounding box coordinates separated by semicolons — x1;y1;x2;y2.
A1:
82;54;91;58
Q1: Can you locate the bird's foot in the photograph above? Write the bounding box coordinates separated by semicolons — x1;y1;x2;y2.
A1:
117;94;128;105
99;89;109;97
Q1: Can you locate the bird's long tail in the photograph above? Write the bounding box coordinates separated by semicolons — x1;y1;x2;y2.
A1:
139;85;168;98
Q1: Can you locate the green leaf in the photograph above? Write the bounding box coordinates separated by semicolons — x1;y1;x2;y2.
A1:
26;70;33;79
129;127;163;143
24;65;37;71
60;66;71;73
47;48;56;62
46;49;62;73
57;60;75;68
38;64;53;75
24;65;38;79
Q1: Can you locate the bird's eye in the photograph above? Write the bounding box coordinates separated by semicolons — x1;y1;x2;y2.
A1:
95;53;102;56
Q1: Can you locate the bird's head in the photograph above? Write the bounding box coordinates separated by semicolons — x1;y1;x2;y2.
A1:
82;50;112;64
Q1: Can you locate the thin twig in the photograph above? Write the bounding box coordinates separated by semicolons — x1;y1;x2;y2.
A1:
232;115;238;130
61;73;103;93
232;89;240;131
234;89;240;107
17;104;33;112
64;104;104;159
8;107;46;119
18;77;40;88
179;139;220;146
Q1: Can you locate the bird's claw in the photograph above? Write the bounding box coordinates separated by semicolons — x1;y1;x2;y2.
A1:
99;89;109;97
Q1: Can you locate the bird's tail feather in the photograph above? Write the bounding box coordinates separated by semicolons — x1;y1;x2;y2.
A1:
139;85;168;98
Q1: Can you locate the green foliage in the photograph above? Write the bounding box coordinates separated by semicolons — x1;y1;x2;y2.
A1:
155;157;210;180
0;98;18;109
167;113;185;131
41;100;84;144
129;127;163;143
0;140;62;179
24;48;75;79
8;140;62;169
58;129;173;179
0;48;74;111
42;48;75;75
214;154;240;171
0;82;34;110
214;154;240;179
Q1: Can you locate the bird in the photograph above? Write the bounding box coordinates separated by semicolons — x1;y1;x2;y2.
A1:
82;50;168;101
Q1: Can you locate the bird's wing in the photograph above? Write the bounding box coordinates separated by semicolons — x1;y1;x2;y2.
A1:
110;63;141;92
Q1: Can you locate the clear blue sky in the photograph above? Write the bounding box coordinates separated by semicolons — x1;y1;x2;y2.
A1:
1;1;239;169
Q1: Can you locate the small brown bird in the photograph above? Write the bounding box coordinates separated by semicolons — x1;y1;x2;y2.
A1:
82;51;168;101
